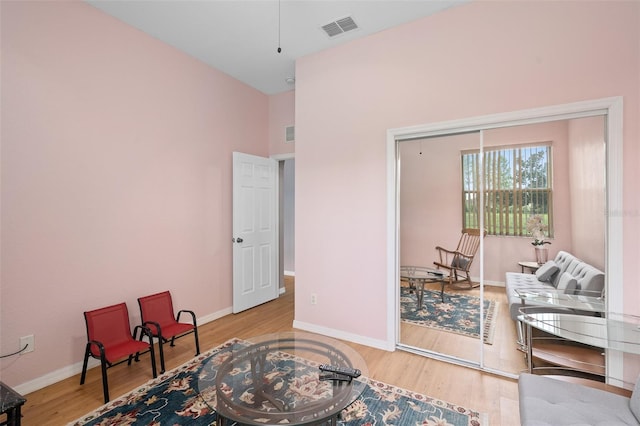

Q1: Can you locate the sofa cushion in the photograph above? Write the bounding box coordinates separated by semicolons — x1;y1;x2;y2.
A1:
550;250;581;287
556;272;578;294
631;375;640;422
519;373;638;426
574;265;606;295
535;260;560;283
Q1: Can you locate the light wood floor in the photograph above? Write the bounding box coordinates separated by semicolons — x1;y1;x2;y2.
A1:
22;277;520;425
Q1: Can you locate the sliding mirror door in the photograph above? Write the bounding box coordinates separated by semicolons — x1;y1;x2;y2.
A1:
480;117;606;375
399;131;484;365
396;113;607;377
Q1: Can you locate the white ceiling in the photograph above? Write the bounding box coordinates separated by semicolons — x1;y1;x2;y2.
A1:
87;0;467;95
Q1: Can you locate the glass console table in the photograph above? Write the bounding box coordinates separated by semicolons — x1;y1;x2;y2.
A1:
518;311;640;377
513;288;605;351
514;288;605;313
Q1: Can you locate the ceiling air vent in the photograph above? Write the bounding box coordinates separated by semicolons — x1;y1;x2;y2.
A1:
285;125;295;143
321;16;358;38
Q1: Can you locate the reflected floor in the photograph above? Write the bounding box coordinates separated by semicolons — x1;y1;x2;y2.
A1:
400;284;527;375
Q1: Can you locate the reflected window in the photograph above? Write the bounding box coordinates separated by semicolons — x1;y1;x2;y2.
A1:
462;143;553;237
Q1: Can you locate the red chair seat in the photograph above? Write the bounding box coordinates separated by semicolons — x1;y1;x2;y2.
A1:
152;322;195;340
99;339;152;364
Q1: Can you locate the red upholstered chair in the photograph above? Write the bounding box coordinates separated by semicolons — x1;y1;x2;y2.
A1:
137;291;200;373
80;302;157;403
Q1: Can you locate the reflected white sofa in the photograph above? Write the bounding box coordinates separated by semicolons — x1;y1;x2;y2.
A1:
505;250;605;322
505;251;605;347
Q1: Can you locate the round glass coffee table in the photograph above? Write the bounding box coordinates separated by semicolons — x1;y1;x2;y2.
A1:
197;331;369;426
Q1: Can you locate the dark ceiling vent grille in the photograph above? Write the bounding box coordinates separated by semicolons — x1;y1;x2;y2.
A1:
285;125;295;143
336;17;358;33
321;16;358;38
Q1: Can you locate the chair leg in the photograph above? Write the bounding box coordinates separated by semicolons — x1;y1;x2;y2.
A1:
148;337;158;378
80;344;91;385
132;327;141;363
100;357;110;403
467;273;479;288
193;328;200;355
157;336;166;374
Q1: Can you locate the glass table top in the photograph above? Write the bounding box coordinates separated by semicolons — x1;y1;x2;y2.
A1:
518;312;640;355
514;288;605;312
400;265;445;280
197;331;369;426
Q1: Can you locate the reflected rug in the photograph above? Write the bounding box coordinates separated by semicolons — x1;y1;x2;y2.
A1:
401;287;498;344
69;338;486;426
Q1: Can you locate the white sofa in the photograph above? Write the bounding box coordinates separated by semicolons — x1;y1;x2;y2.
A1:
505;250;605;322
505;250;605;346
519;373;640;426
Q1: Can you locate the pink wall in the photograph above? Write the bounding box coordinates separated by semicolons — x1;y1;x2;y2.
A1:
294;0;639;350
0;1;268;389
269;90;296;156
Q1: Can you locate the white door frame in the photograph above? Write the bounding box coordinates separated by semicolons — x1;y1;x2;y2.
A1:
272;153;295;292
386;97;624;379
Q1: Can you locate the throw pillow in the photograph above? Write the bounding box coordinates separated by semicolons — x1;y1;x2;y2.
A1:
631;375;640;422
535;260;559;282
451;255;470;270
556;271;578;294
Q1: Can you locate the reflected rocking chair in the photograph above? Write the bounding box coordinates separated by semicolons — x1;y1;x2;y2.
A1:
433;228;486;289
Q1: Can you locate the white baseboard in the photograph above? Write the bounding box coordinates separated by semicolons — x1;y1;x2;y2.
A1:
198;307;233;326
284;270;295;277
292;320;394;352
483;279;505;288
14;306;233;396
466;275;505;288
14;359;94;396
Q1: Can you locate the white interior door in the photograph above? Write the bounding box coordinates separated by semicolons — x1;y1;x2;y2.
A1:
232;152;279;313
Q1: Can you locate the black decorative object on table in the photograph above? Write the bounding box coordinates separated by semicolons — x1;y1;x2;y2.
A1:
319;364;361;378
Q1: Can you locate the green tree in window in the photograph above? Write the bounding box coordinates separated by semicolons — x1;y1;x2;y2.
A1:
521;150;548;188
519;150;548;214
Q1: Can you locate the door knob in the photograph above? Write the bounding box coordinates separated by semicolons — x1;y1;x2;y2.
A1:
236;237;243;243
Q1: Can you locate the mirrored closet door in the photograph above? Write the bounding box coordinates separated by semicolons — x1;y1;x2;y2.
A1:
398;132;483;366
395;107;612;378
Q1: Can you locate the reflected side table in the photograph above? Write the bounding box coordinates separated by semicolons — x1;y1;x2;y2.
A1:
518;261;541;274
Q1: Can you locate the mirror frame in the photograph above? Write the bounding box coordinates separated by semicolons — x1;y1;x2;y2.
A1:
386;96;623;380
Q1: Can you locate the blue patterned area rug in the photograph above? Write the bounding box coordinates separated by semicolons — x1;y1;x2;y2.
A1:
401;287;498;344
69;338;486;426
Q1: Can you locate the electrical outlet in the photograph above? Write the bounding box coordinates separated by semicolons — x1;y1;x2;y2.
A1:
20;335;34;353
311;293;317;305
